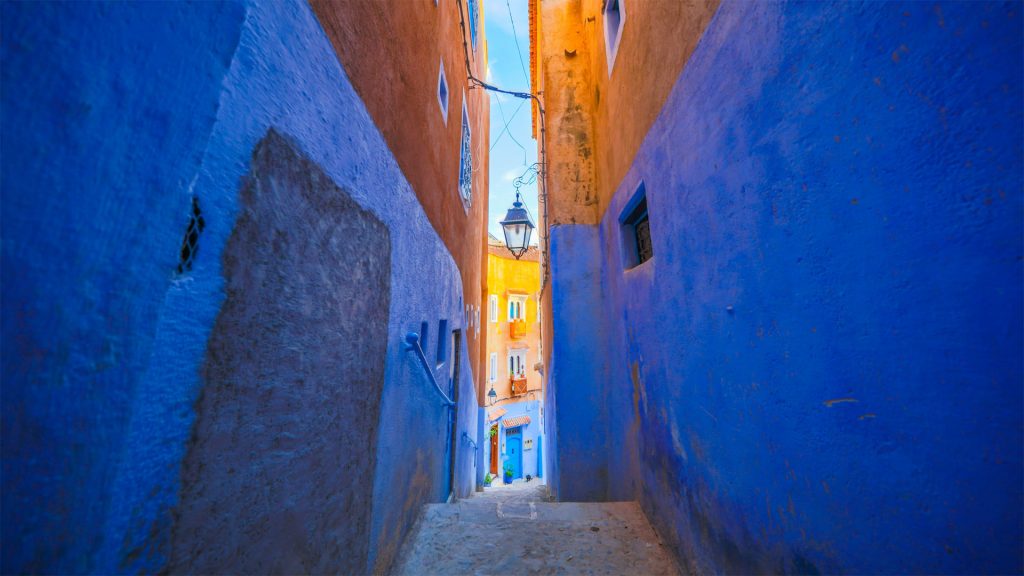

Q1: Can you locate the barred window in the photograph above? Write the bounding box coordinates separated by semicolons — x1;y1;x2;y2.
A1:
458;100;472;206
620;181;653;268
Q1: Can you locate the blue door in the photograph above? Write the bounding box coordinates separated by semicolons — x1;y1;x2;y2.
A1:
506;429;523;479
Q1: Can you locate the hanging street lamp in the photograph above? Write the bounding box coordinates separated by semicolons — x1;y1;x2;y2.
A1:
499;191;536;260
487;385;498;406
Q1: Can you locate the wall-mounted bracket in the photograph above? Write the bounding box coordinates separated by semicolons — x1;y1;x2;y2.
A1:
404;332;456;408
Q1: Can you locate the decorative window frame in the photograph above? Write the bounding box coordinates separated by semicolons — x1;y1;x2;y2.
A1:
468;0;480;52
457;93;472;209
508;294;528;322
489;294;498;323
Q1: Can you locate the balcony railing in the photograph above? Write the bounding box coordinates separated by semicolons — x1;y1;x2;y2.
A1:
509;319;527;340
510;376;528;396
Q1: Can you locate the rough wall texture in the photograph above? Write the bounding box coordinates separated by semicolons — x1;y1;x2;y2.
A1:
0;3;244;573
548;0;1023;574
536;0;718;227
168;131;390;574
538;0;601;227
546;226;611;501
584;0;719;220
310;0;491;392
1;1;482;574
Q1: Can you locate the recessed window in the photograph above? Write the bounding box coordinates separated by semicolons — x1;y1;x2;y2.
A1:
176;196;205;275
489;352;497;382
468;0;479;52
458;97;472;207
620;181;652;269
508;349;527;379
437;59;449;123
420;321;430;350
436;319;448;365
489;294;498;323
509;295;527;321
603;0;625;75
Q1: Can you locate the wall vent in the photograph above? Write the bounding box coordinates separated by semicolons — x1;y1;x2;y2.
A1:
176;196;205;275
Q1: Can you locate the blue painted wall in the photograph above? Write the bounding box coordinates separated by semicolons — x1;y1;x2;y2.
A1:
548;1;1023;573
1;1;480;573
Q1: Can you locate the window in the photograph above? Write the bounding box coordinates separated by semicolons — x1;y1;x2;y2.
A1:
509;295;527;321
467;0;479;52
489;295;498;323
436;319;448;365
603;0;625;75
437;59;449;123
458;97;472;207
489;353;497;382
620;181;652;268
508;349;527;379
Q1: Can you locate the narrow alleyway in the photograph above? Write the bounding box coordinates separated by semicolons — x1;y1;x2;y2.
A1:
392;480;679;575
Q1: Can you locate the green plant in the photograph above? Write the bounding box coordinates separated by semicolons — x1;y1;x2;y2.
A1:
488;427;497;439
503;464;513;476
484;473;493;484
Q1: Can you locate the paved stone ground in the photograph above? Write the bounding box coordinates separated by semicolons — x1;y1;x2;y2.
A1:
392;480;681;575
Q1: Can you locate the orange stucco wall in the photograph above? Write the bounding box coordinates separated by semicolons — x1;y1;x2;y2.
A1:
310;0;491;381
485;245;543;407
533;0;719;226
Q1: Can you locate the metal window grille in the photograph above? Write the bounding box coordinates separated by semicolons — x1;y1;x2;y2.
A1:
622;191;652;267
176;197;205;275
458;109;472;204
635;214;652;265
468;0;479;51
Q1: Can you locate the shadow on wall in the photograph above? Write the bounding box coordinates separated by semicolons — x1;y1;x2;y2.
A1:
169;130;391;574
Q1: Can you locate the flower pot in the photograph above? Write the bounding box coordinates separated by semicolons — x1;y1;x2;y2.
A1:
504;472;513;484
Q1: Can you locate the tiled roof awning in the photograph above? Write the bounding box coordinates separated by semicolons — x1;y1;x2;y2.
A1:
502;415;531;429
488;408;507;422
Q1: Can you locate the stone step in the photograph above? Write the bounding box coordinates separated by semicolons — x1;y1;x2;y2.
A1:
393;491;680;575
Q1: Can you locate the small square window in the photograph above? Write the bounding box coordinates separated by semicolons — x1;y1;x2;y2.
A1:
620;181;652;269
603;0;625;75
437;59;449;123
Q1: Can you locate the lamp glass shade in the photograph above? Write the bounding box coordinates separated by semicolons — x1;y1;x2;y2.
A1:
499;198;535;259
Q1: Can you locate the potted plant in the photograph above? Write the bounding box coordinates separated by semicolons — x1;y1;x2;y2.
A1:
503;463;514;484
484;473;493;487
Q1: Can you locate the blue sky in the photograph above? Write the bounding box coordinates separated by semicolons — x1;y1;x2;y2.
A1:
483;0;539;243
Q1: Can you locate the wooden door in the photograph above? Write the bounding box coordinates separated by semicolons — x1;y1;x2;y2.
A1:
489;425;499;475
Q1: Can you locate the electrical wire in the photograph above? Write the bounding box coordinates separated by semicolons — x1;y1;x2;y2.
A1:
505;0;532;88
491;97;529;165
454;0;550;294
